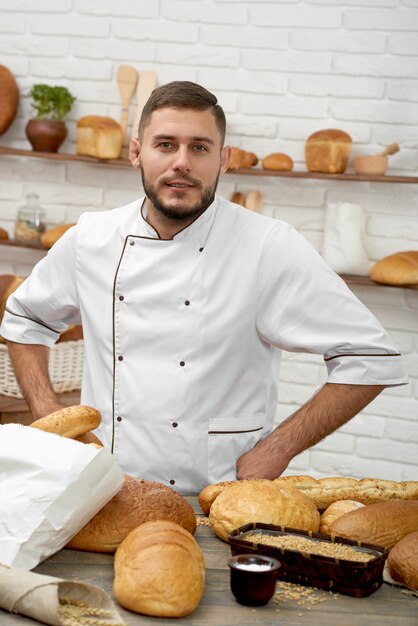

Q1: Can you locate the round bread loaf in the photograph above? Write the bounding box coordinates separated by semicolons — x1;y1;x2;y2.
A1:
305;128;352;174
67;475;197;552
0;227;8;240
370;251;418;286
330;500;418;549
29;405;101;439
227;146;245;170
262;152;293;171
40;223;76;249
320;500;364;535
0;66;19;135
230;191;246;207
209;480;320;542
387;531;418;590
113;520;205;617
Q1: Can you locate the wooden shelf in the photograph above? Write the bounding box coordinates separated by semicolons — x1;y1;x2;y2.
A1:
1;145;418;184
0;238;412;290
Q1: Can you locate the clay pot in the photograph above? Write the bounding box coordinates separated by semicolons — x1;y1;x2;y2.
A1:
25;119;67;153
353;155;388;176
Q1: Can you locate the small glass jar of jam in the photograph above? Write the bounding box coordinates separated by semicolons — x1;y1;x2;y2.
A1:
15;193;46;243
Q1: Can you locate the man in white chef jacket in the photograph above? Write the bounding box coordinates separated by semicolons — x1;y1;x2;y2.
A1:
1;81;407;495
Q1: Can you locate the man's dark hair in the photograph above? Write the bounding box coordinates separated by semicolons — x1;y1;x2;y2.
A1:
138;81;226;145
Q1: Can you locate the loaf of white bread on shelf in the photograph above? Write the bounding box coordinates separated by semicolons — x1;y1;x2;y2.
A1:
0;273;83;343
114;520;205;617
227;146;258;170
262;152;293;171
198;475;418;514
305;128;352;174
209;479;320;542
387;531;418;590
369;251;418;287
67;474;197;552
76;115;123;159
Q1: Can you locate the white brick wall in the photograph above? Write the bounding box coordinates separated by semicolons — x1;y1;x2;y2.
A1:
0;0;417;481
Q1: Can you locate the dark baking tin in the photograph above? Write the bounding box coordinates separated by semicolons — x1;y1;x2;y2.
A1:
229;523;389;598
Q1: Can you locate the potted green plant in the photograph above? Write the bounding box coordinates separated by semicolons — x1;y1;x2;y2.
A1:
26;84;76;152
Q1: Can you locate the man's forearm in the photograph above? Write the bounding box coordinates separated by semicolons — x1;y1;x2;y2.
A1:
7;341;65;421
236;382;385;480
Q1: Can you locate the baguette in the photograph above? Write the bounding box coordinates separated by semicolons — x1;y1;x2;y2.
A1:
387;531;418;590
199;475;418;513
330;500;418;549
29;405;101;439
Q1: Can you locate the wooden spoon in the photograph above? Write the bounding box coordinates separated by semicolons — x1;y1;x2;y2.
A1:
131;70;157;140
117;65;138;147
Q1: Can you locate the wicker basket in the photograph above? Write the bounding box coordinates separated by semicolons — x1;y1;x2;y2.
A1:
0;340;84;398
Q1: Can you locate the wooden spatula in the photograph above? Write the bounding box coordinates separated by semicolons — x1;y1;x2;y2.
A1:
131;70;158;140
117;65;138;148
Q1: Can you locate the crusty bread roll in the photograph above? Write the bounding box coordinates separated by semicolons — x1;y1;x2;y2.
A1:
320;500;364;535
209;480;320;542
114;520;205;617
230;191;246;206
227;146;258;170
199;478;268;514
40;223;75;249
0;227;8;240
387;531;418;590
370;251;418;287
67;474;197;552
75;431;103;446
199;475;418;513
262;152;293;171
56;324;83;343
330;500;418;549
29;405;101;439
76;116;123;159
305;129;352;174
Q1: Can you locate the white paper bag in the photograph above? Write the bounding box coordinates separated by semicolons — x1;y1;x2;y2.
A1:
322;201;371;275
0;424;123;570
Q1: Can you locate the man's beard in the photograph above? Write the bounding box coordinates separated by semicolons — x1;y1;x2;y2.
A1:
140;168;220;222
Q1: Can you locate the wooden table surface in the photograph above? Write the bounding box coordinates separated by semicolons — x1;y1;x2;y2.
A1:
1;497;417;625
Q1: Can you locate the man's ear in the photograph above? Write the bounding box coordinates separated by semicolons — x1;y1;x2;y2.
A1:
129;137;141;171
220;145;231;175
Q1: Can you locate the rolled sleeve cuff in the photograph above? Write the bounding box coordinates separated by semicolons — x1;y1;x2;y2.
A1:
325;353;409;387
1;308;60;348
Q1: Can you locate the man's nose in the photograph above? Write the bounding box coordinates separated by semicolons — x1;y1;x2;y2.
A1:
171;146;191;172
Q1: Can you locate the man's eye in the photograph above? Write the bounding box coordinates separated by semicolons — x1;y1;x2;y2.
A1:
194;145;208;152
159;142;172;149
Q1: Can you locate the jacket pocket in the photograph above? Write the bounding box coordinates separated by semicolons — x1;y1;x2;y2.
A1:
207;413;265;485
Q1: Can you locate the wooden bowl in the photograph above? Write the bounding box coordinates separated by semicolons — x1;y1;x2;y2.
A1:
353;155;388;176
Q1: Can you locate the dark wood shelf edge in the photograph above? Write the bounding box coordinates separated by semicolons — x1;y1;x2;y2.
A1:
1;146;418;183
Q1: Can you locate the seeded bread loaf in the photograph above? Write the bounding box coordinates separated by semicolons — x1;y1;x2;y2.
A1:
29;405;101;439
67;475;197;553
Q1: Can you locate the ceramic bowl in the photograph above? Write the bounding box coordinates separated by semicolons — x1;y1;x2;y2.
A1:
228;554;281;606
353;155;388;176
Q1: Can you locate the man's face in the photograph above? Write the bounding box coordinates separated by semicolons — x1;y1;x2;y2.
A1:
138;107;230;222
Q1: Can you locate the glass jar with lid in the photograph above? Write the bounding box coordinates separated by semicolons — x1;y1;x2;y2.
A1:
15;193;46;243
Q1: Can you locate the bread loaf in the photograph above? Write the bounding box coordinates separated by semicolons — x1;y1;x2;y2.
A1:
56;324;83;343
76;116;123;159
262;153;293;171
227;146;258;170
320;500;364;535
114;520;205;617
209;480;320;542
370;251;418;287
29;405;101;439
199;475;418;513
0;65;19;135
0;274;24;324
305;129;352;174
230;191;246;207
0;227;8;240
67;474;197;552
387;531;418;590
330;500;418;549
40;223;75;249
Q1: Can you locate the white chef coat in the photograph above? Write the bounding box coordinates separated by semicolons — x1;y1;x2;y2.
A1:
1;196;407;494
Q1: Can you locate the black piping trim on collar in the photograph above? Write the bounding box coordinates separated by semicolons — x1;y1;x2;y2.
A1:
5;307;61;334
324;352;401;362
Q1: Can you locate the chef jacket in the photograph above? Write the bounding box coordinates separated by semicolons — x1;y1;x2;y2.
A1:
1;196;407;494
